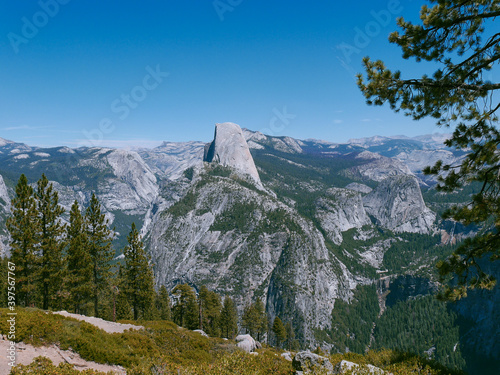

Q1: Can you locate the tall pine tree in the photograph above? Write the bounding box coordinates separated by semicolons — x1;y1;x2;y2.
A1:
66;200;93;314
123;222;155;320
6;174;40;307
272;317;287;348
36;174;65;310
198;285;222;336
155;285;171;321
172;283;198;329
85;193;114;317
220;296;238;339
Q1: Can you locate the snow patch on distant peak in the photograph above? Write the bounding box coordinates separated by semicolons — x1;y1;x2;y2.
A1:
34;152;51;157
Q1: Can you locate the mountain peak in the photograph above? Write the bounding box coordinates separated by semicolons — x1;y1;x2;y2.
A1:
203;122;263;188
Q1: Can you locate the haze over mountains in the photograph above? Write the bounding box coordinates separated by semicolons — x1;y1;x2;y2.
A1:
0;124;496;373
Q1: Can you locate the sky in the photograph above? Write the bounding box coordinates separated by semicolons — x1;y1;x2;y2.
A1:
0;0;481;148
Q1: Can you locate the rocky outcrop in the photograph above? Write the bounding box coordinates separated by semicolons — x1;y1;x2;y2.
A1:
346;151;413;182
103;149;159;213
204;123;263;188
0;174;10;212
139;141;205;179
315;188;371;244
334;360;385;374
235;334;258;352
363;175;435;234
292;351;334;374
147;175;355;344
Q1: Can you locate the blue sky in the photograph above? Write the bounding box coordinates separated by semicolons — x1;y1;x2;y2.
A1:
0;0;468;148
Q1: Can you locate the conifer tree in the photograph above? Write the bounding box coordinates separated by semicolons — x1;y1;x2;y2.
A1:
0;257;9;308
36;174;65;310
66;200;93;314
172;283;198;329
285;321;295;351
85;193;114;317
6;174;40;307
241;299;267;340
114;267;133;321
198;285;222;336
123;222;155;320
220;295;238;339
357;0;500;299
272;317;287;348
156;285;171;321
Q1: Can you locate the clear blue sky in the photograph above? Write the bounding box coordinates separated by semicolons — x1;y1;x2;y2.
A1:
0;0;461;148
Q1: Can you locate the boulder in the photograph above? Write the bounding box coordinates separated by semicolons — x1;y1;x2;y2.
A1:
292;351;334;374
334;360;385;374
235;334;258;352
281;352;293;361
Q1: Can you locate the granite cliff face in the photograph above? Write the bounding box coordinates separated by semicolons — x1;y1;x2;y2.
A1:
203;123;263;188
146;172;357;342
0;174;11;256
363;175;436;234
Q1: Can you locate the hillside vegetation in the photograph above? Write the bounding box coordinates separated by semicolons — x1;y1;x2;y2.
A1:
1;308;466;375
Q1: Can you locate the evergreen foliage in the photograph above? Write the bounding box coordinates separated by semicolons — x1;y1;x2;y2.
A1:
156;285;172;321
35;174;65;310
374;296;466;371
326;284;379;353
272;316;287;348
241;299;268;341
123;222;155;320
85;193;115;317
66;200;93;314
219;295;238;339
357;0;500;299
198;285;222;336
35;174;66;310
6;174;40;307
172;283;199;329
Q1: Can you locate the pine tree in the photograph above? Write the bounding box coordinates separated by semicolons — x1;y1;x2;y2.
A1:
357;0;500;299
198;285;222;336
285;321;295;351
220;295;238;339
85;193;114;317
0;257;9;308
241;299;268;340
114;266;133;321
36;174;65;310
172;283;198;329
66;200;93;314
6;174;40;307
123;222;155;320
272;317;287;348
156;285;171;321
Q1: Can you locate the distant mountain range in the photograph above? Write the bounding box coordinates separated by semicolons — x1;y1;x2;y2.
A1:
0;125;496;374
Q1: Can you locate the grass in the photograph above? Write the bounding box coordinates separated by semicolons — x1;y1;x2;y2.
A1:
1;308;465;375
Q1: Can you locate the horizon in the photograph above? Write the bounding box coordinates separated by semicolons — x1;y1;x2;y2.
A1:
1;1;456;149
0;127;452;151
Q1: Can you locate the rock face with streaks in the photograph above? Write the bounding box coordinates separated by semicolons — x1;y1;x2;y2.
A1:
204;123;263;188
363;175;435;234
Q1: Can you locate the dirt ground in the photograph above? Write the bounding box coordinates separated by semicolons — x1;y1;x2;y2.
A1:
0;311;144;374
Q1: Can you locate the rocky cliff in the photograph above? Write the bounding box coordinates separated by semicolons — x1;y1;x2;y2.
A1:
363;175;436;234
204;123;263;188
